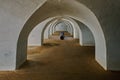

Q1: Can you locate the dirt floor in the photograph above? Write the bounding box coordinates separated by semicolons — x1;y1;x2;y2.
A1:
0;33;120;80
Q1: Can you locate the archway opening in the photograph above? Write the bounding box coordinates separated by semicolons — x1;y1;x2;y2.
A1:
16;0;106;71
18;16;97;71
47;20;74;40
27;18;77;59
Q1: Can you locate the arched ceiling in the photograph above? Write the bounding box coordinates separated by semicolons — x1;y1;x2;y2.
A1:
17;0;107;70
0;0;119;70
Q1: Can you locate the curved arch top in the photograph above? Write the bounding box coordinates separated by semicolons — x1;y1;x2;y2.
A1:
16;0;107;70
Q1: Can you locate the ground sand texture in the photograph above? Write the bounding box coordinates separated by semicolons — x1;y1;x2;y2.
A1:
0;33;120;80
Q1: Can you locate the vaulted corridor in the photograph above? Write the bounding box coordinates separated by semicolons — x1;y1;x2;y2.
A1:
0;33;119;80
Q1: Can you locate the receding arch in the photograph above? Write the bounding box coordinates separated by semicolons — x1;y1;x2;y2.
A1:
28;17;57;46
42;17;75;41
44;17;75;39
16;0;107;70
50;20;74;35
61;17;80;39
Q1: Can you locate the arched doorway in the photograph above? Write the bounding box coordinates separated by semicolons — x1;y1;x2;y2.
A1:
16;0;106;70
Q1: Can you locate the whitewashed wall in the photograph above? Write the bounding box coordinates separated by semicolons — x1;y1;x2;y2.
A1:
0;0;120;71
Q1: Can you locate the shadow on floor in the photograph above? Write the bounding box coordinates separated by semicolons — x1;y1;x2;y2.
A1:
18;60;47;70
43;43;60;47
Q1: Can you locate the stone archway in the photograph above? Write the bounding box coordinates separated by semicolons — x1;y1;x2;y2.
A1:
16;0;107;70
48;19;74;37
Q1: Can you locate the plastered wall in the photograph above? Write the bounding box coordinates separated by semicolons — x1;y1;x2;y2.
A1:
0;0;46;70
0;0;120;71
55;22;68;32
76;20;95;46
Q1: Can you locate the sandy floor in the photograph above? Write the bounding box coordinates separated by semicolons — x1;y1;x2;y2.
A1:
0;33;120;80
